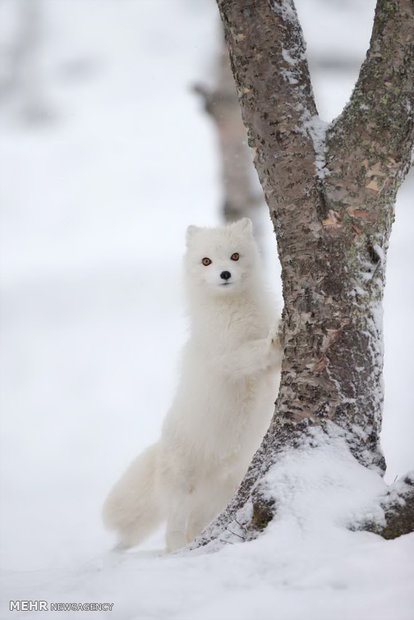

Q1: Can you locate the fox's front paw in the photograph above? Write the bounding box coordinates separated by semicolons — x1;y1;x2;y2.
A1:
268;322;280;346
267;323;282;368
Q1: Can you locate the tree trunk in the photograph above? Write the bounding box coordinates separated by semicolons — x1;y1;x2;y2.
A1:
193;32;263;225
195;0;414;546
1;0;51;123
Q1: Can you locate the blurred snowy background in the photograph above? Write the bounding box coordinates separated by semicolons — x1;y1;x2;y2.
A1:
0;0;413;618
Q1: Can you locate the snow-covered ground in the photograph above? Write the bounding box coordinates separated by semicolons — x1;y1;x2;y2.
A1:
0;1;413;618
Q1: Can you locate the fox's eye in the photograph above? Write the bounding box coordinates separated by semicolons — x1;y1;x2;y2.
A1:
230;252;240;261
202;257;212;266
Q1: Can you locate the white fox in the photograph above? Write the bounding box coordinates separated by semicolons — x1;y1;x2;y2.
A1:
103;218;281;551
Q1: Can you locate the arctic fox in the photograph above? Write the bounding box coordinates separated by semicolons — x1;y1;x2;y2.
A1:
103;218;281;551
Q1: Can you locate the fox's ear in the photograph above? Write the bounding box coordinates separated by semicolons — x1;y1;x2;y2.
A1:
233;217;253;236
186;225;201;246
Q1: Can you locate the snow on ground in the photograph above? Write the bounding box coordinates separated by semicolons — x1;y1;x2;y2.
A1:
0;0;413;618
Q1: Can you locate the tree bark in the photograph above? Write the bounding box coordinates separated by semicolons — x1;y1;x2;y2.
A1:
195;0;414;546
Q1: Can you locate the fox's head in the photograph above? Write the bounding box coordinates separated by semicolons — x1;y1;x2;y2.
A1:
185;218;262;297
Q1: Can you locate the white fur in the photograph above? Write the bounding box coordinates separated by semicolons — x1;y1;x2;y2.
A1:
102;219;281;551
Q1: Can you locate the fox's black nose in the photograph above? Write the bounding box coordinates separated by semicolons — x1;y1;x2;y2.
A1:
220;271;231;280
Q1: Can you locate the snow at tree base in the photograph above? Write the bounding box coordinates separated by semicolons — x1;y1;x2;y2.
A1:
0;1;413;619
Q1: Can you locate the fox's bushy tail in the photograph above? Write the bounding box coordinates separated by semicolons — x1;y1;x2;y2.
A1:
102;443;164;547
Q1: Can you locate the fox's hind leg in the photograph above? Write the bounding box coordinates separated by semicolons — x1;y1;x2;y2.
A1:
186;477;240;543
165;495;189;552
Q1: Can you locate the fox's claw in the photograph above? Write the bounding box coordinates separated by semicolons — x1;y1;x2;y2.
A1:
268;322;280;346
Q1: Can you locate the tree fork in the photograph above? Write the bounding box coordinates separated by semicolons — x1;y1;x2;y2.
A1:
193;0;414;546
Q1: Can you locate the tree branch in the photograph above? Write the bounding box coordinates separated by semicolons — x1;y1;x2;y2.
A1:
326;0;414;224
